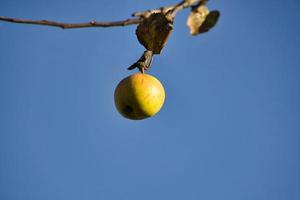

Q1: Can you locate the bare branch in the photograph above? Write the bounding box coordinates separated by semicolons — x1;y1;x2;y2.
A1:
0;0;204;29
132;0;199;18
0;16;141;29
171;0;208;17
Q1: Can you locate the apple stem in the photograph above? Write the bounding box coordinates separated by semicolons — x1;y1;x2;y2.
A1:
127;50;153;73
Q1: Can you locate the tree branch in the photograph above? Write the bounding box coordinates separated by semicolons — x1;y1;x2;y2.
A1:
0;16;141;29
0;0;205;29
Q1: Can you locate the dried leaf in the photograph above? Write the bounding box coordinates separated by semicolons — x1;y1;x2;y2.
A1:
187;6;209;35
136;13;173;54
187;6;220;35
198;10;220;34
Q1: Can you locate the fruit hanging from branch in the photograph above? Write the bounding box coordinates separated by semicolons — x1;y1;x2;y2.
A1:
114;73;165;120
0;0;220;120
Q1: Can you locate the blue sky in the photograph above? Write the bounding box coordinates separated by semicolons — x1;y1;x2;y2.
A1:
1;0;300;199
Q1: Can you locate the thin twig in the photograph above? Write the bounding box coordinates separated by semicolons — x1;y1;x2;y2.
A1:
0;0;203;29
0;16;141;29
171;0;208;17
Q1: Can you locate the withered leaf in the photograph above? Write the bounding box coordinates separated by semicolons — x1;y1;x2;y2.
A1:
187;6;209;35
136;13;173;54
187;6;220;35
198;10;220;34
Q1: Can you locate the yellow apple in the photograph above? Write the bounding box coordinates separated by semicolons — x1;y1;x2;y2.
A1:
114;73;165;120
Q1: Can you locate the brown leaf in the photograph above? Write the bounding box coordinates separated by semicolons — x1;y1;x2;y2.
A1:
198;10;220;34
187;6;209;35
187;6;220;35
136;13;173;54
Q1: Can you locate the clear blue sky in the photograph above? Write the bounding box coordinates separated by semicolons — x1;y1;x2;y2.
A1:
1;0;300;199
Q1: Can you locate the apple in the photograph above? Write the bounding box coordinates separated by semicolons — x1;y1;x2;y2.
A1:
114;73;165;120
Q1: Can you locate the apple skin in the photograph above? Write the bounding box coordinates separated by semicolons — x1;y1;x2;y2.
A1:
114;73;165;120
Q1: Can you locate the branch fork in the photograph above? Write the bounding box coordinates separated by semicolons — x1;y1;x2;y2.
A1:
0;0;219;74
0;0;205;29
